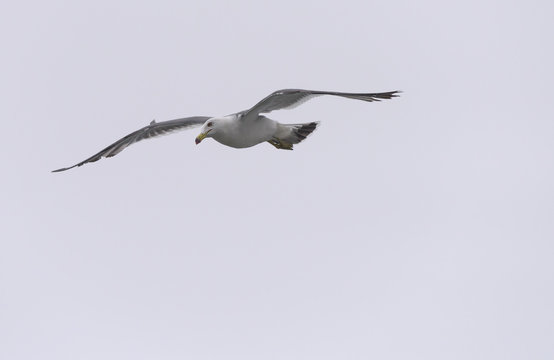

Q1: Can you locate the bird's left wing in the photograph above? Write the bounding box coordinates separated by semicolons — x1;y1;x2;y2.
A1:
242;89;400;119
52;116;211;172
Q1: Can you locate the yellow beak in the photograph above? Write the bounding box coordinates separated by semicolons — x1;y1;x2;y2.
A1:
195;132;208;145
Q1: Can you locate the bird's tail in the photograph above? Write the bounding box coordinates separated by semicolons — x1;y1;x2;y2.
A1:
267;122;319;150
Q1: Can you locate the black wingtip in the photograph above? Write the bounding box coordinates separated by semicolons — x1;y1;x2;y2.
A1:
383;90;402;98
51;165;76;173
363;90;401;101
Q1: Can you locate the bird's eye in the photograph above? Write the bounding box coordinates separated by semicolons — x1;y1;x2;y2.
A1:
207;122;213;127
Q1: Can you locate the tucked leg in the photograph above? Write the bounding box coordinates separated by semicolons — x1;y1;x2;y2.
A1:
267;138;293;150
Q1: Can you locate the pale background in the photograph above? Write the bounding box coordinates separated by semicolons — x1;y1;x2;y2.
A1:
2;1;553;359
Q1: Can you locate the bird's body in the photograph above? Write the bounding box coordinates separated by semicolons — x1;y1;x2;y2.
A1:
208;114;277;148
52;88;399;172
204;114;309;149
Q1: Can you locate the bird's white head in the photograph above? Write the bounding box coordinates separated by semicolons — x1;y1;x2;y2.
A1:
195;118;222;145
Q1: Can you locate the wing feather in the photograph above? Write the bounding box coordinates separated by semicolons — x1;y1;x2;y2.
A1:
244;89;400;119
52;116;211;172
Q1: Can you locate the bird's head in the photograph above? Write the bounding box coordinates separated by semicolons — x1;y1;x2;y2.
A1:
195;118;221;145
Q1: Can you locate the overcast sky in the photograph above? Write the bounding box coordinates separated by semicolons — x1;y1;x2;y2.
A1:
2;1;553;359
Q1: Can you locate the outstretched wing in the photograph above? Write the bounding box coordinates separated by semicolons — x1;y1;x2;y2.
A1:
52;116;211;172
243;89;400;119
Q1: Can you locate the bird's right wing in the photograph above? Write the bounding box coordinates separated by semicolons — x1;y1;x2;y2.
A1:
243;89;400;119
52;116;211;172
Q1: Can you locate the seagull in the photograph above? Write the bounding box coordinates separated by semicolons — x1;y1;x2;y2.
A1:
52;88;399;172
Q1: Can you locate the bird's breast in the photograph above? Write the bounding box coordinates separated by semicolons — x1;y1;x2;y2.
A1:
213;118;277;148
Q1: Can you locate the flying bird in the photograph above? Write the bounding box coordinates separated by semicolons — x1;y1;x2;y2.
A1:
52;88;399;172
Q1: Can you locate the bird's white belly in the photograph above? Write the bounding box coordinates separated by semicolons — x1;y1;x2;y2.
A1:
213;118;277;148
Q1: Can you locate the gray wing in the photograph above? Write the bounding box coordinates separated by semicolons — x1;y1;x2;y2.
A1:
52;116;211;172
243;89;400;119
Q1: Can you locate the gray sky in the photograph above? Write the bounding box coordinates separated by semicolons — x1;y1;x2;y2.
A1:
2;1;554;359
